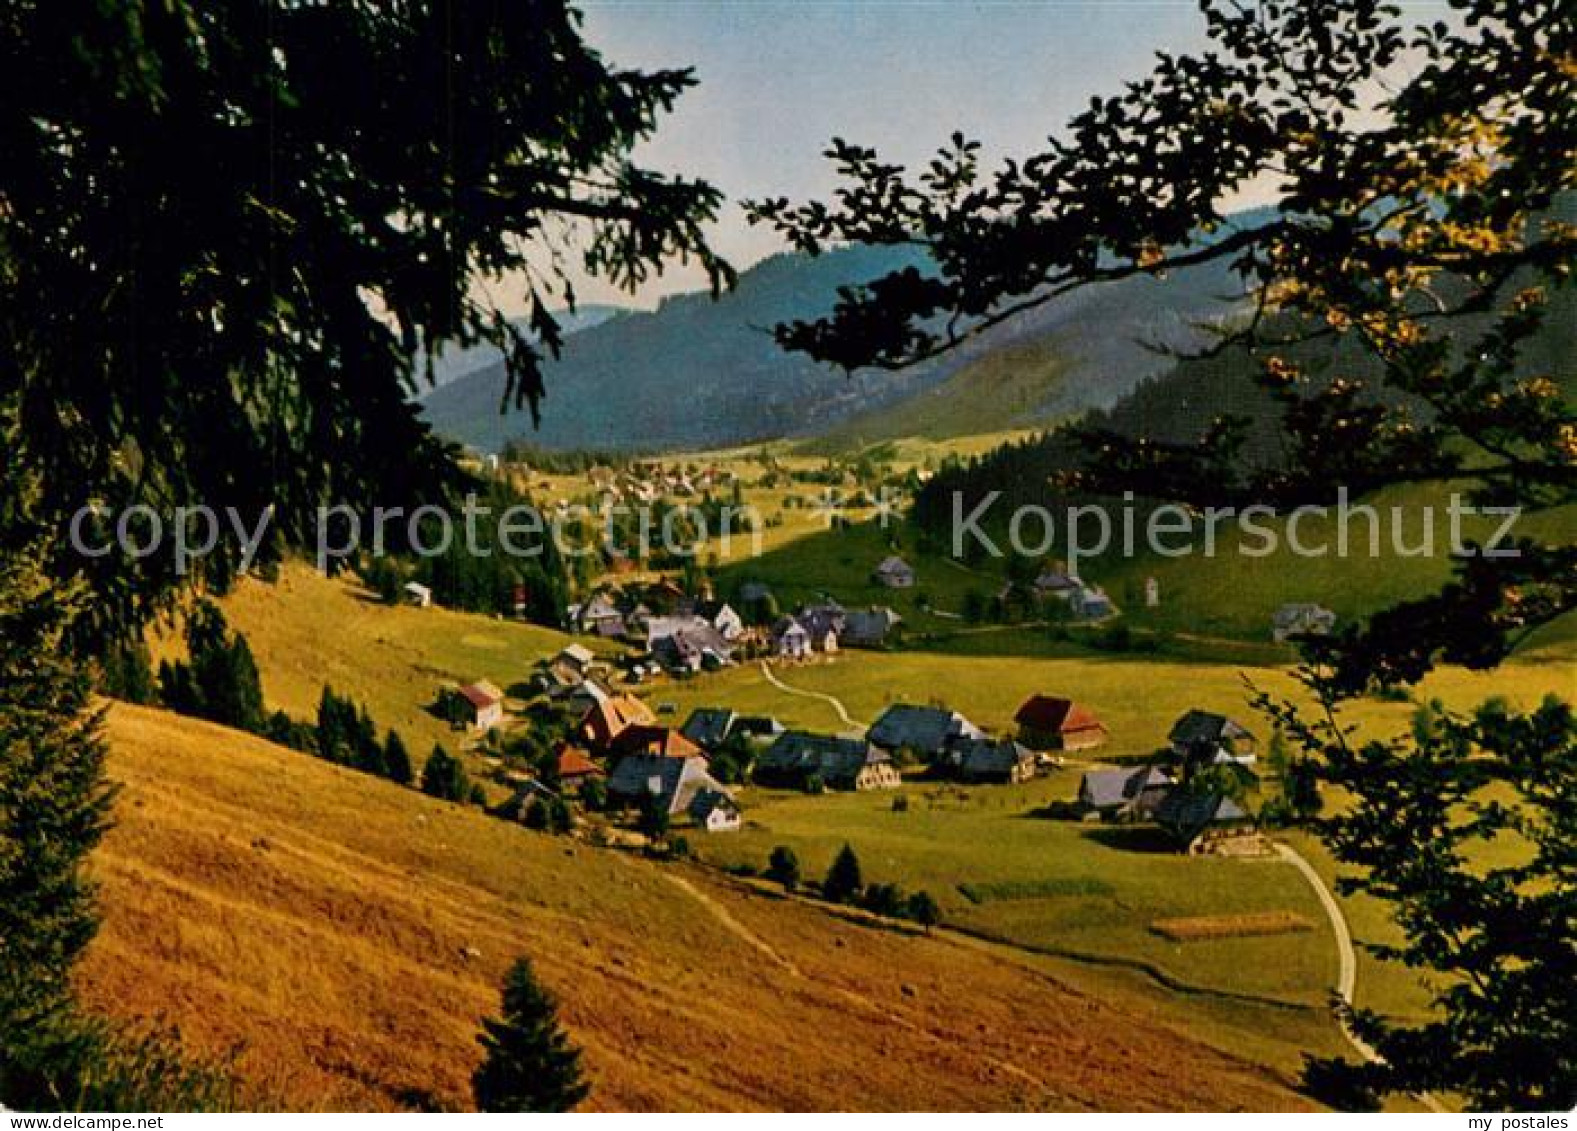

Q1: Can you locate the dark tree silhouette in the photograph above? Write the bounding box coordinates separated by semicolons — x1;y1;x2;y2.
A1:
822;844;863;904
2;0;731;632
473;957;589;1113
0;415;115;1104
767;846;801;890
906;891;942;932
421;745;469;803
383;730;414;788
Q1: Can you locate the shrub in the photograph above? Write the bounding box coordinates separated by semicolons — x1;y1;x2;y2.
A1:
822;844;863;904
766;846;800;890
421;745;468;802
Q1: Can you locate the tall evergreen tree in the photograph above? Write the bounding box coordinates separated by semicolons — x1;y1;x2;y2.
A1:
352;707;386;777
0;415;116;1106
315;686;354;765
383;730;414;787
822;844;864;904
472;958;589;1113
421;745;468;803
98;640;156;705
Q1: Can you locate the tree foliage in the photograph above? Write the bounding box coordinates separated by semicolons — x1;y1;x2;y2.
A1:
766;845;801;890
421;745;469;803
1;0;730;634
472;957;589;1113
1259;689;1576;1108
159;602;266;734
822;843;863;904
0;415;115;1106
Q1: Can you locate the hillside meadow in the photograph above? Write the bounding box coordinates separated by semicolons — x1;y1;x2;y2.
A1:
151;561;1569;1109
81;703;1314;1111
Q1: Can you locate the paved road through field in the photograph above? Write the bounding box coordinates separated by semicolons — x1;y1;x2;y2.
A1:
1275;842;1445;1113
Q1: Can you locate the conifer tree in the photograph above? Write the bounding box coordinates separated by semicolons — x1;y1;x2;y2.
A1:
822;844;863;904
383;730;414;787
472;958;589;1113
0;416;116;1105
421;745;468;802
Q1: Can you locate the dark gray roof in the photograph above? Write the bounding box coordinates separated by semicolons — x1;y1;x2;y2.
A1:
688;787;739;822
734;714;785;738
797;603;847;643
954;737;1034;777
1168;709;1254;746
771;615;808;641
606;752;718;815
680;707;737;750
1274;602;1336;626
1079;765;1174;809
647;615;731;657
1156;791;1250;841
758;732;886;783
844;606;901;645
867;703;979;756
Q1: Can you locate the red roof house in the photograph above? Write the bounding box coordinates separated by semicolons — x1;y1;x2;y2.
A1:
1013;695;1108;752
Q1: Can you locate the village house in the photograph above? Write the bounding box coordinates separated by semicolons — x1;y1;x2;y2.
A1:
1155;791;1255;854
1070;583;1116;620
1013;695;1109;752
609;724;706;762
867;703;983;762
554;744;605;792
842;606;902;649
694;599;745;642
551;643;596;683
1034;569;1116;620
1032;567;1080;602
873;555;916;588
606;750;729;818
646;615;733;674
569;591;627;639
769;616;812;659
679;707;737;752
756;732;902;791
457;680;505;732
577;694;656;752
1272;602;1337;642
952;737;1038;784
1077;765;1175;820
733;714;786;741
403;581;432;608
681;707;784;750
1168;710;1258;767
688;787;742;833
559;677;612;716
796;603;845;652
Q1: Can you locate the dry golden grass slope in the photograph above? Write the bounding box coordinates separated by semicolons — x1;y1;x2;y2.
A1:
155;566;586;759
85;703;1312;1112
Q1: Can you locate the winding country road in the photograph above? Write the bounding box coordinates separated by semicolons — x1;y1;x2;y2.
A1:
1275;843;1445;1113
759;661;866;733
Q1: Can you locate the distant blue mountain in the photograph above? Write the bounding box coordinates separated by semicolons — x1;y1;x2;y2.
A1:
420;232;1253;452
417;304;631;392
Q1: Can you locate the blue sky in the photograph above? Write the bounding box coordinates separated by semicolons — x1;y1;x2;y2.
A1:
551;1;1448;307
562;1;1215;304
